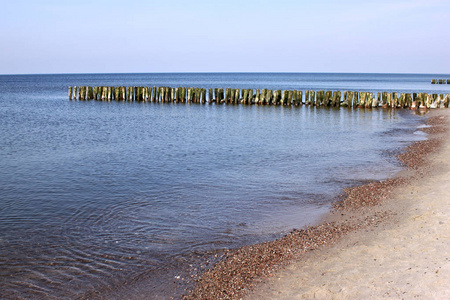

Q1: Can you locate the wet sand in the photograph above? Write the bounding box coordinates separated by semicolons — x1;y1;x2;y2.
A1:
184;110;449;299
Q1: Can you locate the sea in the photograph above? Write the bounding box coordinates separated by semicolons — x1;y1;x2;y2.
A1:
1;73;449;299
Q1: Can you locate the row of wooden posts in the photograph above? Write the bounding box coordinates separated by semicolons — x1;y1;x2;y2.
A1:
431;79;450;84
68;86;450;109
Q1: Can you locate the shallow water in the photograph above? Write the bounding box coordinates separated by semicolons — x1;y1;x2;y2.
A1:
0;73;445;299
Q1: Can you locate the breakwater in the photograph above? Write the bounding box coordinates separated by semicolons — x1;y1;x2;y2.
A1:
431;79;450;84
69;86;450;109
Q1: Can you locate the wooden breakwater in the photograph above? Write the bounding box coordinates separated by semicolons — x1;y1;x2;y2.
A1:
431;79;450;84
68;86;450;109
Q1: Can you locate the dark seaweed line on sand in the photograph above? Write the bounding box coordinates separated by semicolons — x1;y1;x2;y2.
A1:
181;113;447;300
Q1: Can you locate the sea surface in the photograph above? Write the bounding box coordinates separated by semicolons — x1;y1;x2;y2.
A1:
1;73;449;299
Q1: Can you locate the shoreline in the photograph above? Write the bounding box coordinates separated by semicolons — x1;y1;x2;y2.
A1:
183;110;448;299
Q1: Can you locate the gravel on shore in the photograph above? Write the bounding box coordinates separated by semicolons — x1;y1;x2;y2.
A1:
182;112;447;300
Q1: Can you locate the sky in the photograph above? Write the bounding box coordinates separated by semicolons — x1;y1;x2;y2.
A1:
0;0;449;74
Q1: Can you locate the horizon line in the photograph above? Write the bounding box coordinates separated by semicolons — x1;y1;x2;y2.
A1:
1;71;450;76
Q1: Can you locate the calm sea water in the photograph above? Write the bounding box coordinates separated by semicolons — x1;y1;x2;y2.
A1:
1;73;449;299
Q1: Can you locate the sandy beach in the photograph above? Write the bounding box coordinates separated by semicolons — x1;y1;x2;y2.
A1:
246;110;450;299
185;110;450;299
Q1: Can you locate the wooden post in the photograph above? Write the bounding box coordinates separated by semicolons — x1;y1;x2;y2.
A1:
250;89;257;104
242;89;248;104
207;88;212;104
315;90;321;106
322;91;330;106
341;91;348;107
68;87;73;100
195;88;202;103
292;90;298;106
365;93;372;108
269;90;274;105
391;92;396;108
233;89;239;104
134;87;139;101
430;94;438;108
190;88;195;103
331;91;337;107
372;93;378;107
230;89;236;104
157;87;161;102
88;86;94;100
254;89;260;105
335;91;341;107
201;88;206;104
257;89;263;105
213;88;217;103
170;87;175;102
277;90;283;105
155;87;160;102
140;87;144;101
195;88;199;104
83;86;87;100
160;86;164;102
280;90;286;105
362;92;369;107
444;94;449;108
405;93;412;108
381;92;387;107
163;87;168;102
398;93;404;108
179;87;184;103
194;88;199;103
144;87;148;101
174;87;179;102
219;88;225;104
383;92;389;108
93;87;97;100
351;91;357;107
187;88;192;103
225;88;231;104
151;86;155;102
343;91;351;107
305;90;310;105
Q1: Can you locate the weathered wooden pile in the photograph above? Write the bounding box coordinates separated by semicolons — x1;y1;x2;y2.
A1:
431;79;450;84
68;86;450;109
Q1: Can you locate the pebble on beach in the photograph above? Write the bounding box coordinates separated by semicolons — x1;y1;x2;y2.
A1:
183;114;447;300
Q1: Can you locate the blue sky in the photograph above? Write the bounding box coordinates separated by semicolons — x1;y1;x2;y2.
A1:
1;0;449;74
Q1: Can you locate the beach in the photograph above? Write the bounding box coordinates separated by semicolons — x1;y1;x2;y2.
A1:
185;110;450;299
5;73;441;299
